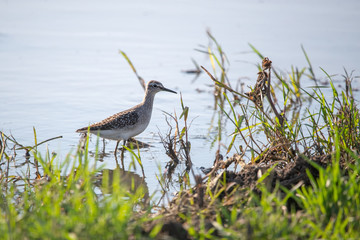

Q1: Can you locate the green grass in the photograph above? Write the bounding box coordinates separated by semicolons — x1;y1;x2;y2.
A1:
175;34;360;239
1;36;360;239
0;136;152;240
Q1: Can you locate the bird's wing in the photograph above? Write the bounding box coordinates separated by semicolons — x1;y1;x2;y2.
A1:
76;109;139;132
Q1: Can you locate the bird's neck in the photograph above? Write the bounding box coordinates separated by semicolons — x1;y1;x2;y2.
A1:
141;91;156;109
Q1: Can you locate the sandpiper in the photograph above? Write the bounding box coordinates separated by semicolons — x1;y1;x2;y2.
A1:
76;80;177;165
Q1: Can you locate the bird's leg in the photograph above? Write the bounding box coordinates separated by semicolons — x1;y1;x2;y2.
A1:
114;140;120;156
102;138;106;152
120;139;126;169
99;139;106;161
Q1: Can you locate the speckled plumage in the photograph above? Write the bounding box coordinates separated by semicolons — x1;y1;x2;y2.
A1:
76;109;139;132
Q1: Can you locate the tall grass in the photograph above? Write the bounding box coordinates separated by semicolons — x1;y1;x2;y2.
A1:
0;135;151;240
182;34;360;238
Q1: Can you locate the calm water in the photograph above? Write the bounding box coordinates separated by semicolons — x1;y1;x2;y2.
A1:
1;0;360;195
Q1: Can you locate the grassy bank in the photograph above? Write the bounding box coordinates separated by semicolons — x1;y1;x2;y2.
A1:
1;36;360;239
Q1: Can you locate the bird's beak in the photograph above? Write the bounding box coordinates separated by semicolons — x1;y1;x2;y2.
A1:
161;86;177;94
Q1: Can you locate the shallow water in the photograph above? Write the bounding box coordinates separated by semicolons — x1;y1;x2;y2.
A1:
1;0;360;197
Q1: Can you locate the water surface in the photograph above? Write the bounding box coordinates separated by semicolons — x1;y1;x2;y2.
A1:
1;0;359;196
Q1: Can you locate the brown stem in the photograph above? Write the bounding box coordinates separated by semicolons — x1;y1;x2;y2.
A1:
265;67;284;127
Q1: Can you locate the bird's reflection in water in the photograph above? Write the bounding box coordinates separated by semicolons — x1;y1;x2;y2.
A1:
93;163;149;205
87;138;151;166
83;136;150;204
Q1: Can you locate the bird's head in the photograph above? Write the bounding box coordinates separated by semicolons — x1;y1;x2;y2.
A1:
146;80;177;94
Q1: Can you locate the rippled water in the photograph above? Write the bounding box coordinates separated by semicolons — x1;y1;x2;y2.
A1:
1;0;360;195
